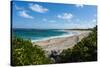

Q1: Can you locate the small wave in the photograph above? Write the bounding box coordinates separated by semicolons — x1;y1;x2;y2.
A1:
31;32;76;42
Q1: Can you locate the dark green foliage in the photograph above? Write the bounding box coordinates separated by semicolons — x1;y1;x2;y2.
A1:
11;37;52;66
60;48;72;62
11;26;97;65
59;26;97;63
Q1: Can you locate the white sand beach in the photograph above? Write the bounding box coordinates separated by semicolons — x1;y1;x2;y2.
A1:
32;30;91;54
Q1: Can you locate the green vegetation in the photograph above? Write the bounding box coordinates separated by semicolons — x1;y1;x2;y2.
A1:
11;26;97;66
11;37;53;66
59;26;97;63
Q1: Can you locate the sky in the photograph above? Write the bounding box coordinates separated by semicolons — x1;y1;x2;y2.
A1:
12;1;97;29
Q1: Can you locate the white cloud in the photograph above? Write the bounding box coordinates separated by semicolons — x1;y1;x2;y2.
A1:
94;14;97;19
92;19;97;22
19;11;34;19
91;14;97;23
29;4;48;13
75;4;84;8
57;13;73;20
15;4;23;10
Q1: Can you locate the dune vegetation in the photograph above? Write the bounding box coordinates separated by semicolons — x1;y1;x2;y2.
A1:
58;26;97;63
11;26;97;66
11;37;53;66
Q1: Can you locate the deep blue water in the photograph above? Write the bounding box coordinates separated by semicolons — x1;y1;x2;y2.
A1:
12;29;72;42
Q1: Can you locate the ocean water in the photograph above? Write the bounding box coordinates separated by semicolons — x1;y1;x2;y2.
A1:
12;29;74;42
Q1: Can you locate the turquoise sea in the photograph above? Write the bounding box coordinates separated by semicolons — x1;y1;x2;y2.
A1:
12;29;74;42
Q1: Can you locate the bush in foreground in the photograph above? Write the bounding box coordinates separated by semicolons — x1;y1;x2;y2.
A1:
59;26;97;63
11;37;52;66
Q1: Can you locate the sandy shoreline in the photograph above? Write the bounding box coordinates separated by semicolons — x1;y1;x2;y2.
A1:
32;30;91;53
